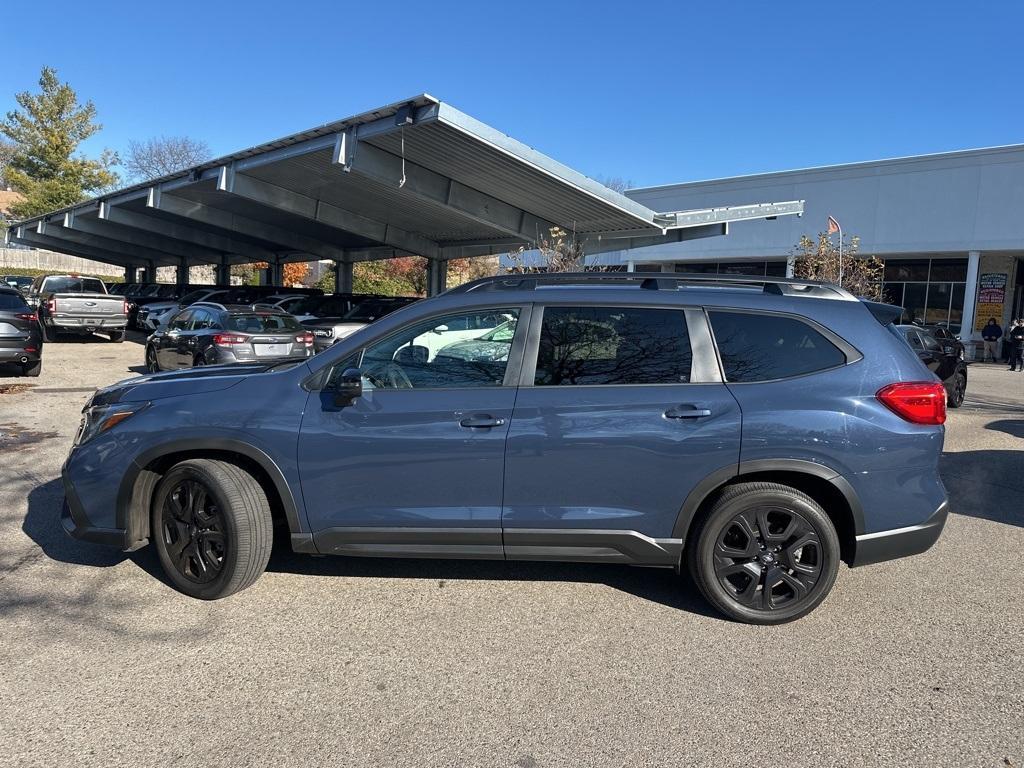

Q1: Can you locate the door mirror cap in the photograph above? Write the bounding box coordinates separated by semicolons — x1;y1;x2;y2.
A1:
432;324;449;334
332;367;363;407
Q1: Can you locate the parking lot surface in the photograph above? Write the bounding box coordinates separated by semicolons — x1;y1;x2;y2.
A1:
1;334;1022;768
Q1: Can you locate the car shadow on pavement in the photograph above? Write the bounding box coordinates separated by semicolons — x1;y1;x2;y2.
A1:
983;419;1024;439
21;479;165;580
265;538;722;618
940;449;1024;528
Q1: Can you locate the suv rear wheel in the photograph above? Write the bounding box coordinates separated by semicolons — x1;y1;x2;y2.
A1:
688;482;840;624
151;459;273;600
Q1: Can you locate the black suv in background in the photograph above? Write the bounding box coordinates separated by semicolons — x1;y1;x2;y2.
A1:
897;325;968;407
0;286;43;376
145;302;314;371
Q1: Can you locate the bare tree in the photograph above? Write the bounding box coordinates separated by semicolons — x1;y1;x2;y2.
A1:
124;136;212;180
791;233;883;300
594;174;632;193
505;226;610;273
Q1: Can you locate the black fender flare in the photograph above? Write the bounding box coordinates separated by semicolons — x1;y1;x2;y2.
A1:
116;437;304;547
671;458;865;540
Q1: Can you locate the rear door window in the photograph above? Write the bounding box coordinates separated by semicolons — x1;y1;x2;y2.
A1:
533;306;692;386
709;311;847;382
0;292;29;309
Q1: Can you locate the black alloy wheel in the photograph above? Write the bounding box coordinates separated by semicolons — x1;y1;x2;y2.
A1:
159;479;227;584
948;372;966;408
689;482;840;624
712;506;822;611
145;346;159;373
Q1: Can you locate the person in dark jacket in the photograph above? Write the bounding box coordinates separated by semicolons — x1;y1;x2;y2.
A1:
1008;320;1024;372
981;318;1002;363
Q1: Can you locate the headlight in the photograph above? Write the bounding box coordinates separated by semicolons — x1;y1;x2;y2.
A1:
75;402;148;446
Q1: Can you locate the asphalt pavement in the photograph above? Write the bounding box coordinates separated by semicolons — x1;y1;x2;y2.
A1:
1;334;1022;768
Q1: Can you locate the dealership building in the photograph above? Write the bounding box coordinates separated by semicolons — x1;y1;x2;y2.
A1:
611;144;1024;343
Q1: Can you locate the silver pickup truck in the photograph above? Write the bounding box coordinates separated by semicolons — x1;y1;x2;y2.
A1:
28;274;128;342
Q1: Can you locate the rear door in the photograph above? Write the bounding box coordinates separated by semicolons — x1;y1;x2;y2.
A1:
501;304;741;561
160;310;193;368
0;292;35;355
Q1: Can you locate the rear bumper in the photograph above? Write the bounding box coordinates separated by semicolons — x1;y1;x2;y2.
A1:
49;316;127;331
851;500;949;567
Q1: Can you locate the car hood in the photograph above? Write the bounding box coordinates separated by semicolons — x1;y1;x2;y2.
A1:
141;301;180;313
89;363;295;406
437;339;510;362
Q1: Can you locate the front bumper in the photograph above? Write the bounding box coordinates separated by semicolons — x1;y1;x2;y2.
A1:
851;500;949;567
61;469;129;548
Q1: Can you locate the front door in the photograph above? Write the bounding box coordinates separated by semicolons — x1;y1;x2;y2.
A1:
297;306;530;558
159;309;193;369
501;305;742;563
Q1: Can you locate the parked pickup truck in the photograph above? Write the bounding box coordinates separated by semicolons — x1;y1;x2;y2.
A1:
28;274;128;343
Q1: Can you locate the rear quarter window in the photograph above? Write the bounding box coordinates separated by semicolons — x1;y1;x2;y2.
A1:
709;310;847;382
0;292;29;309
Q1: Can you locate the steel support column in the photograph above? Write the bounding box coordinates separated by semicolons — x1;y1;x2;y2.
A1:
961;251;982;342
144;260;157;283
176;257;190;287
124;265;138;283
426;258;447;296
216;257;231;286
270;258;284;286
335;260;354;293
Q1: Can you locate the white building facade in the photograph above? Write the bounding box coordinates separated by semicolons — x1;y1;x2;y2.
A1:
615;145;1024;342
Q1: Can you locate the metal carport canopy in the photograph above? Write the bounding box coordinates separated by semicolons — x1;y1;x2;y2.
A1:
6;94;804;294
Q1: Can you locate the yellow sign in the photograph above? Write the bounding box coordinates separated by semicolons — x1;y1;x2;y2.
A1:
975;303;1004;331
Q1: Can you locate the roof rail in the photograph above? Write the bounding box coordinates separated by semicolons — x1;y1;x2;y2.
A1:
191;301;228;311
444;272;856;300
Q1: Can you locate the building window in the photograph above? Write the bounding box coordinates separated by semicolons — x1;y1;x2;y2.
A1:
672;260;787;277
881;258;968;332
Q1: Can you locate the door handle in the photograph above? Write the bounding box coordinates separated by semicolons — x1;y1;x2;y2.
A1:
459;414;506;429
664;405;712;419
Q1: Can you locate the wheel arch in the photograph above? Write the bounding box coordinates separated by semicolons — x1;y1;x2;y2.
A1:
673;459;865;565
116;438;304;549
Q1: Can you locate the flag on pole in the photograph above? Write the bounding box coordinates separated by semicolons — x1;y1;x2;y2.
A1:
827;215;840;235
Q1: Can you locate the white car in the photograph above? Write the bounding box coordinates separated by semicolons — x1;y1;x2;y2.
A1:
140;287;224;331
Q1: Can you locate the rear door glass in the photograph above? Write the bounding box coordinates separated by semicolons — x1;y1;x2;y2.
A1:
709;311;847;382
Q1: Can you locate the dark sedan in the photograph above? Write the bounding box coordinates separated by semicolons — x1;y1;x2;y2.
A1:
145;303;314;371
0;286;43;376
897;324;967;407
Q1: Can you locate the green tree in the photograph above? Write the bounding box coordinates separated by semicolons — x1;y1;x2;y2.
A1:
1;66;119;219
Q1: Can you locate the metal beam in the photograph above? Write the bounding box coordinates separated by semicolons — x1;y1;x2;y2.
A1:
149;190;347;262
215;169;440;259
99;202;277;263
583;223;728;256
654;200;805;230
12;227;149;268
62;210;223;263
31;221;181;266
336;138;556;243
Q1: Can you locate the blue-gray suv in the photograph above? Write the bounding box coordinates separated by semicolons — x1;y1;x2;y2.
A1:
61;273;949;623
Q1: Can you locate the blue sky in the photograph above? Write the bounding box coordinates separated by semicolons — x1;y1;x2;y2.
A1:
2;0;1022;189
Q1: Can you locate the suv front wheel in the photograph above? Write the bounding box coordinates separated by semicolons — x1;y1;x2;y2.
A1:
151;459;273;600
688;482;840;624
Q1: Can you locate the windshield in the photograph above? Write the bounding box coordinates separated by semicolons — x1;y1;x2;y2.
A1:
179;289;214;305
292;295;348;316
478;319;517;343
155;284;180;297
225;313;301;332
4;276;33;288
44;276;106;293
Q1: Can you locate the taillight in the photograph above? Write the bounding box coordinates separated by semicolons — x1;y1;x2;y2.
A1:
15;312;37;322
123;299;129;315
877;382;947;425
295;331;314;346
47;298;56;314
213;333;249;346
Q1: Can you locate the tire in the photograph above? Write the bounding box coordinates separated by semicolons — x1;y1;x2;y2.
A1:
108;330;125;343
145;345;160;373
22;359;41;377
687;482;840;625
151;459;273;600
947;372;966;408
39;322;52;343
193;353;205;368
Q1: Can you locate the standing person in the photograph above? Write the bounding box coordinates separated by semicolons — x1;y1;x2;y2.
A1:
1009;320;1024;372
981;318;1002;363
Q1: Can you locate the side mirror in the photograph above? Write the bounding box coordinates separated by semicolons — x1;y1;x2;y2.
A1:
432;324;449;334
332;367;363;407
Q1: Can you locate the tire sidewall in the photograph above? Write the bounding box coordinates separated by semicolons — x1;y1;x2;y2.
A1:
151;463;243;600
693;488;840;624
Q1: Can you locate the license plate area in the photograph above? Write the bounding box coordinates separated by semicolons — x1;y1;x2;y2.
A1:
254;343;291;357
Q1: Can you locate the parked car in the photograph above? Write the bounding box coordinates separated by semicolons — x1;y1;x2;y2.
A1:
896;324;968;407
143;286;323;331
128;284;182;329
304;296;419;352
924;325;965;359
3;275;35;295
0;286;43;376
144;302;314;371
28;274;127;342
62;273;949;624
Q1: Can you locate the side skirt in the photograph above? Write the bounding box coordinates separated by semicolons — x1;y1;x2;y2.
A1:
309;527;682;566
